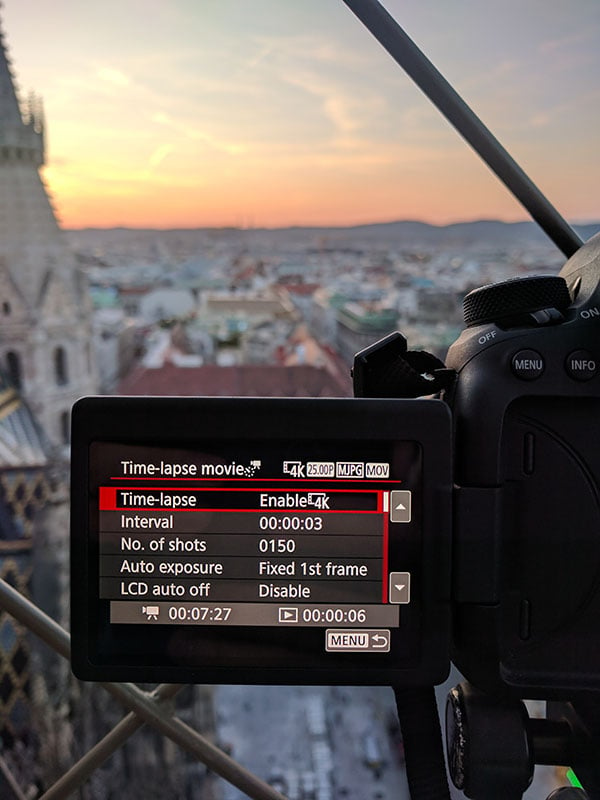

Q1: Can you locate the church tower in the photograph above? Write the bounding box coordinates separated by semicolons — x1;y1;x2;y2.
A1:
0;12;96;449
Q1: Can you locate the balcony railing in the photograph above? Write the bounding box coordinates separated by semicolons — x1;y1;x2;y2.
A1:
0;577;287;800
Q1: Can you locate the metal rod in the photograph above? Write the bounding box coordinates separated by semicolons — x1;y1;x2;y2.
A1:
0;575;70;659
342;0;583;258
0;753;30;800
99;681;288;800
0;579;287;800
38;684;182;800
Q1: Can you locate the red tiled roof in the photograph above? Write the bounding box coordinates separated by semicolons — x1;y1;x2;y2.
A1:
117;364;352;398
279;283;320;296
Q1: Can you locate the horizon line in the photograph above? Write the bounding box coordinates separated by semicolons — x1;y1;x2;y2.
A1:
63;217;600;234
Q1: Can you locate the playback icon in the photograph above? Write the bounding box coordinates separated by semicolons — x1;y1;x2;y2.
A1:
278;607;299;623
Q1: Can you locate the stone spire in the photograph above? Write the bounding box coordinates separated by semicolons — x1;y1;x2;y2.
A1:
0;7;96;449
0;17;44;166
0;11;61;312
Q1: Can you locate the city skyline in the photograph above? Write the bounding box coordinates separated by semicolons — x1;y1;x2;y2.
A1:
3;0;600;230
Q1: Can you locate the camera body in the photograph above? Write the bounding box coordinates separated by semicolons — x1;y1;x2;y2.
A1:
445;233;600;699
70;234;600;698
351;234;600;699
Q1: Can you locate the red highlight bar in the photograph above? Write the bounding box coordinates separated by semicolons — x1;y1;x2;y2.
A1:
97;486;381;513
99;487;117;510
382;514;389;603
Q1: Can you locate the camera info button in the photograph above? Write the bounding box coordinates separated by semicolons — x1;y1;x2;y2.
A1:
566;350;597;381
326;629;390;653
511;349;545;380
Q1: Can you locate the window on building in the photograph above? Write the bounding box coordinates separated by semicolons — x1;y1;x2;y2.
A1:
54;346;68;386
6;350;21;389
60;410;70;445
2;301;10;315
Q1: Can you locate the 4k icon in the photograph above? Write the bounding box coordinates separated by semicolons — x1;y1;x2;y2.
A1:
283;460;305;478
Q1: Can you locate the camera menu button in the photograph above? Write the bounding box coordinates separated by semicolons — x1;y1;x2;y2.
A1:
511;349;545;380
566;350;597;381
325;629;390;653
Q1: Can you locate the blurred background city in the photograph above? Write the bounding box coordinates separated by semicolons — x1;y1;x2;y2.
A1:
0;1;599;798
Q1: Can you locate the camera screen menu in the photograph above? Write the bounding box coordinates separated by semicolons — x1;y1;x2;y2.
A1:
95;442;417;649
72;396;451;684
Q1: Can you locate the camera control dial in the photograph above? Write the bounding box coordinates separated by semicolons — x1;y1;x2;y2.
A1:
463;275;572;327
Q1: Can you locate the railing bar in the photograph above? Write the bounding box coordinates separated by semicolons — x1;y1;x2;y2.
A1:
38;684;183;800
97;682;288;800
0;579;287;800
0;578;70;659
0;753;30;800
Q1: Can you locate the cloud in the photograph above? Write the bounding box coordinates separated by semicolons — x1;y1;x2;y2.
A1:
281;69;376;138
96;66;131;87
148;144;174;168
538;29;597;56
150;112;246;155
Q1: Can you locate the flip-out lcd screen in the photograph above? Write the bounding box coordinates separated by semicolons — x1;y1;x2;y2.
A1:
71;397;451;685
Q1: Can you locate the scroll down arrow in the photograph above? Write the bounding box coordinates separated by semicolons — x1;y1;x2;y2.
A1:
395;584;405;592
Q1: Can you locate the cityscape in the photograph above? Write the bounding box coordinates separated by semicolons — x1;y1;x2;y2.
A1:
1;3;599;800
70;219;583;404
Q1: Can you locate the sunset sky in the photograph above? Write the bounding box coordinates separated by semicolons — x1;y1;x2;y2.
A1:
3;0;599;229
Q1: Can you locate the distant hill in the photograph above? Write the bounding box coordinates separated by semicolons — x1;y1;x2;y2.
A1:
66;219;600;253
336;219;600;247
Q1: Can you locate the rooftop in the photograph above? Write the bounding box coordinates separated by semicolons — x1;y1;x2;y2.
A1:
117;363;352;398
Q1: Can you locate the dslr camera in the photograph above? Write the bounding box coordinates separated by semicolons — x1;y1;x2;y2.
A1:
354;232;600;703
70;234;600;798
71;233;600;701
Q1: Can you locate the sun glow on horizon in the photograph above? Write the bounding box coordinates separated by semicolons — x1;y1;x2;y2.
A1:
5;0;599;230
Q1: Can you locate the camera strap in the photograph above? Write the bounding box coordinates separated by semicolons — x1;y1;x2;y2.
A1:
394;685;451;800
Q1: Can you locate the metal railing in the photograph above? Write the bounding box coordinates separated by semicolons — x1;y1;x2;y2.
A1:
0;577;287;800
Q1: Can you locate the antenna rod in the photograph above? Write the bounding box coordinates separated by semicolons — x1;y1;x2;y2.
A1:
342;0;584;258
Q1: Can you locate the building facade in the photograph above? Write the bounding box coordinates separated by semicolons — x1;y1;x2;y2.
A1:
0;16;96;450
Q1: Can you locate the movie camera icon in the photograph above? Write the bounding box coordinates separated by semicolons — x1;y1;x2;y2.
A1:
142;605;160;621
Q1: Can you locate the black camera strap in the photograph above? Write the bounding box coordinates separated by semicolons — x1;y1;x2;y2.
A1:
394;685;452;800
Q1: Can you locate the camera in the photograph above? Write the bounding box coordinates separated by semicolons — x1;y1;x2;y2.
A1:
355;232;600;701
70;233;600;698
443;232;600;701
69;235;600;799
447;236;600;701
